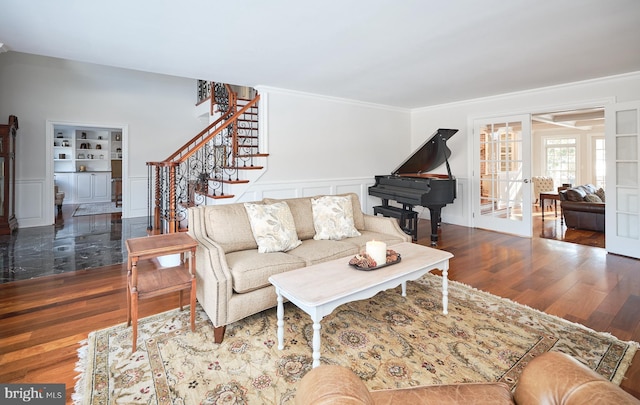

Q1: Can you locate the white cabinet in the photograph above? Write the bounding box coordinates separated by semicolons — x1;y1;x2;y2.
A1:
75;172;111;203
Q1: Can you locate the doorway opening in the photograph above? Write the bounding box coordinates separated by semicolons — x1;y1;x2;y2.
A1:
531;107;605;248
46;121;128;225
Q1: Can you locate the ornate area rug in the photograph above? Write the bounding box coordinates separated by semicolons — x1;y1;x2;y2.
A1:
74;274;637;404
73;202;122;217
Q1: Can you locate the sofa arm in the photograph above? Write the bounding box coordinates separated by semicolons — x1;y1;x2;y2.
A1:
295;365;375;405
187;206;235;327
514;352;639;405
362;214;412;243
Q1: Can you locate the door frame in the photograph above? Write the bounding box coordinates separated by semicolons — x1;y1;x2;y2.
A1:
45;120;129;225
467;98;615;237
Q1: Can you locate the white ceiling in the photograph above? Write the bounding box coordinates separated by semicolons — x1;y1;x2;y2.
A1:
1;0;640;109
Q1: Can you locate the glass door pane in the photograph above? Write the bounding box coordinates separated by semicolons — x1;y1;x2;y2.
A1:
605;102;640;258
474;115;532;237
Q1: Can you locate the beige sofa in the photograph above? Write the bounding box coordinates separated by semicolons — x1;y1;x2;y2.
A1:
187;193;411;343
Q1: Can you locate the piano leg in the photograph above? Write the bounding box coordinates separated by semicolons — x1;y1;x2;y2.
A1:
428;206;444;246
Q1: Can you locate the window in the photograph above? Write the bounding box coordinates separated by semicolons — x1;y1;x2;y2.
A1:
544;138;576;187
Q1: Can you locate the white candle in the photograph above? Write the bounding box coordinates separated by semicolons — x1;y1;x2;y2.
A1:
366;240;387;267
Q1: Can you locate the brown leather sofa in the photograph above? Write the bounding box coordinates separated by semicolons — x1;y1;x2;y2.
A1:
294;352;639;405
559;184;605;232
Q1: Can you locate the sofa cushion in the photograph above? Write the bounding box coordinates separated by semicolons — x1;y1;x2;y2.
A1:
203;203;258;253
336;193;365;231
287;239;359;266
312;195;361;240
244;202;302;253
264;192;366;239
565;187;588;201
226;250;306;293
585;193;603;203
596;187;606;202
264;197;316;240
565;184;599;202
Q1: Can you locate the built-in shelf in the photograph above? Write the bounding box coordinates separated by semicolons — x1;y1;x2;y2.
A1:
53;126;122;204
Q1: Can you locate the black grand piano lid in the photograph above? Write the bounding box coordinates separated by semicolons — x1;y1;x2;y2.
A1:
391;128;458;175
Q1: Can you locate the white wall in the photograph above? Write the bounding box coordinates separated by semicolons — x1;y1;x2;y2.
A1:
0;52;204;225
257;88;411;181
242;88;412;212
411;72;640;227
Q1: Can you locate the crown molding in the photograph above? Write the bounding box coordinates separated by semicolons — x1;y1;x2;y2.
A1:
255;85;410;113
412;71;640;114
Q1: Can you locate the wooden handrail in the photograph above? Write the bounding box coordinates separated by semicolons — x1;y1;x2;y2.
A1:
176;94;260;164
165;110;233;162
164;84;256;164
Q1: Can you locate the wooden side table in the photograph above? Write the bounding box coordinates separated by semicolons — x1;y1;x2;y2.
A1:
125;233;198;352
539;192;563;225
112;177;122;207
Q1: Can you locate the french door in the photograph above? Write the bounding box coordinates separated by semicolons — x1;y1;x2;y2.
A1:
473;115;532;237
605;101;640;258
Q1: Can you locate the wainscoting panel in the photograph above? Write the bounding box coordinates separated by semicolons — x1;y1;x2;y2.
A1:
127;176;149;219
245;178;378;214
15;179;47;228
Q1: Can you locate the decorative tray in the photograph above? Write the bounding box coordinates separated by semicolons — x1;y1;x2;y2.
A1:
349;252;401;271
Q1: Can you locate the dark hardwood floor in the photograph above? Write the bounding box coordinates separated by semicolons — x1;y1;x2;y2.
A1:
0;209;637;403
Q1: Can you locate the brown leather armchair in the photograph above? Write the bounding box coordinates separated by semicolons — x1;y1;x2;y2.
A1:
559;184;605;232
294;352;639;405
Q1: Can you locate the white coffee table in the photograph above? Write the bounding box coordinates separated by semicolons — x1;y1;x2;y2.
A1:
268;242;453;367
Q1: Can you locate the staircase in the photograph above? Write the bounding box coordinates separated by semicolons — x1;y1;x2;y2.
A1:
146;82;267;234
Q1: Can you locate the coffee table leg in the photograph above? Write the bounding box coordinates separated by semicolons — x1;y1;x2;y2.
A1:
276;289;285;350
442;264;449;314
401;281;407;297
312;320;321;368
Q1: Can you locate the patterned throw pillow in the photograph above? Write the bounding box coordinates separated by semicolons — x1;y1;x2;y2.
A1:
311;195;361;240
585;194;603;203
595;188;606;202
244;202;302;253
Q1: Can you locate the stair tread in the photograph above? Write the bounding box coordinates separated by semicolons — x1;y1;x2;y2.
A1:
196;177;253;184
237;153;269;158
194;190;235;199
222;165;263;170
220;179;250;184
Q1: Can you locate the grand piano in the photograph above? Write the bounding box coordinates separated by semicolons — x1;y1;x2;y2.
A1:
368;128;458;245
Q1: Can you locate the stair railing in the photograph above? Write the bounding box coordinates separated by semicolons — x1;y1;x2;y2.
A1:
146;83;260;233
